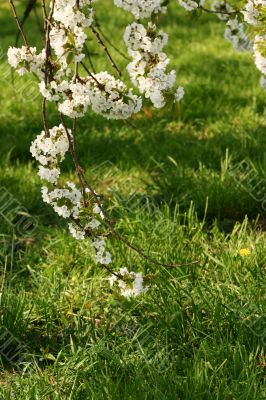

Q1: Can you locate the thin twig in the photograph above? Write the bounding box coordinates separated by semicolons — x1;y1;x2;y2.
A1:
15;0;39;46
60;113;88;207
42;98;49;134
81;174;199;269
44;0;55;85
199;6;240;16
80;61;102;87
95;19;130;61
84;43;97;74
41;0;47;21
91;26;122;77
9;0;29;47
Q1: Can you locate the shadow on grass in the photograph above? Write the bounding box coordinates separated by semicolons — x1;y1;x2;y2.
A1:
0;106;265;224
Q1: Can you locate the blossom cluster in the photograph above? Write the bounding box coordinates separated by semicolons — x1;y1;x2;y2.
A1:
30;125;69;184
178;1;252;53
109;267;147;297
41;182;82;219
37;0;143;121
114;0;166;19
10;0;184;121
50;0;95;66
178;0;205;12
29;123;112;269
123;22;184;108
224;17;252;52
53;0;95;29
211;1;232;20
214;3;251;53
242;0;266;26
40;73;142;119
7;46;45;78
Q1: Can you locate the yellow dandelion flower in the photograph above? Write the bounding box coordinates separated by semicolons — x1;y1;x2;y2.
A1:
239;248;251;257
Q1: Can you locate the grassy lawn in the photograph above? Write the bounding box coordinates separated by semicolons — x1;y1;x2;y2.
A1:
0;1;266;398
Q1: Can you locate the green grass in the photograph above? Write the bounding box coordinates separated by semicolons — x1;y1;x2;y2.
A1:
0;1;266;399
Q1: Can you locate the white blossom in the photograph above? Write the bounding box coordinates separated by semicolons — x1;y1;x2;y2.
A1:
124;22;168;54
259;75;266;91
114;0;166;19
224;17;252;52
30;125;69;166
174;86;185;102
50;26;86;66
254;34;266;74
41;182;82;219
7;46;45;78
7;0;182;281
53;0;94;29
243;0;266;26
124;21;182;108
211;1;232;21
178;0;204;11
68;222;86;240
93;204;104;219
108;267;148;297
38;166;60;184
87;72;142;119
127;50;176;108
92;237;112;265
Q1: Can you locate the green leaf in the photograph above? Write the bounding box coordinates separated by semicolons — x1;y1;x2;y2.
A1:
66;51;75;65
67;32;76;46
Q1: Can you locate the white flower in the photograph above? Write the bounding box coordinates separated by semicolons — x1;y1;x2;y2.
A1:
30;125;69;166
254;34;266;74
38;166;60;184
93;204;104;219
92;237;106;251
86;72;142;119
124;23;168;55
50;25;87;67
91;236;112;265
86;218;101;229
224;17;252;52
259;75;266;91
243;0;266;26
108;269;148;297
68;223;86;240
53;0;94;30
211;1;232;21
174;86;185;102
44;74;142;120
132;273;146;295
108;274;117;287
50;26;68;59
123;21;183;109
178;0;202;11
127;51;176;108
120;267;130;276
95;251;112;265
7;46;45;78
41;182;82;219
114;0;166;18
